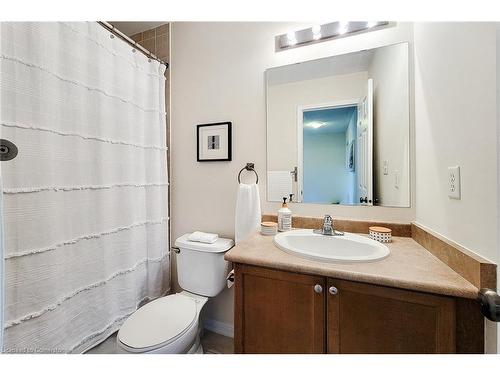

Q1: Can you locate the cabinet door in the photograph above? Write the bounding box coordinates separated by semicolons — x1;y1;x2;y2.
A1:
234;264;325;353
327;278;456;354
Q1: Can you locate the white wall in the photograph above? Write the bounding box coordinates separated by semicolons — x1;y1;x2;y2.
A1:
369;43;410;207
267;72;366;173
414;23;497;262
414;22;498;353
171;22;415;328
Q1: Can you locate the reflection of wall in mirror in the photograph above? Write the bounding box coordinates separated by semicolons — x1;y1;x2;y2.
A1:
304;131;350;204
267;72;366;201
369;43;410;207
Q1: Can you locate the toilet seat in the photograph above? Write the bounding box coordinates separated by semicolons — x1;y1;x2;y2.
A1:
118;294;198;353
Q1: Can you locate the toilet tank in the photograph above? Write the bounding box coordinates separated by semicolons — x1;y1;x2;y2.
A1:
174;234;234;297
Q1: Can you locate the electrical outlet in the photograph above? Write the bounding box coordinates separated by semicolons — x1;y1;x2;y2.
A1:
394;170;400;189
448;166;461;199
383;160;389;175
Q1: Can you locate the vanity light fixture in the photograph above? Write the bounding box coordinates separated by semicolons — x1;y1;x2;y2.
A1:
276;21;390;51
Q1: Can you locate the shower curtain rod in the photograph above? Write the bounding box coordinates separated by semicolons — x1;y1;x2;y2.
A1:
97;21;169;68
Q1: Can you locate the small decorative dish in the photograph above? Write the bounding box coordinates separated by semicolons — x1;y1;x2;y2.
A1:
369;226;392;243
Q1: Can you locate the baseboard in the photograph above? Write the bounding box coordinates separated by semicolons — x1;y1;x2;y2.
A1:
204;318;234;338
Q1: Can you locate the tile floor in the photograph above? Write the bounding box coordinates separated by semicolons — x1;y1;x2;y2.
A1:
201;330;234;354
86;330;233;354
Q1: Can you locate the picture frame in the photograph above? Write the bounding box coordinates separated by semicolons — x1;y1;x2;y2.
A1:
346;139;355;171
196;122;232;162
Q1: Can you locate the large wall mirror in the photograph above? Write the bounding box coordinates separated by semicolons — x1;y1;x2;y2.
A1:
266;42;410;207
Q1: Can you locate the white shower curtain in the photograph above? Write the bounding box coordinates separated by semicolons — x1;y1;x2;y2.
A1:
0;22;169;353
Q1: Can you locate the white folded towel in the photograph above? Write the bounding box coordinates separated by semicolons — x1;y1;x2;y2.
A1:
188;231;219;244
235;183;261;244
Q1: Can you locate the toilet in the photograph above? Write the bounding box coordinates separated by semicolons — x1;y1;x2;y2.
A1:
116;233;234;354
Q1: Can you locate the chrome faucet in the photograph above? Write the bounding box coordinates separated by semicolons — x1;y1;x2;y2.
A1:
313;215;344;236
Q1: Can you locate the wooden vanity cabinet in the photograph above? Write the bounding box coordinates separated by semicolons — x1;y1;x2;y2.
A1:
327;278;456;353
234;264;325;353
234;264;471;354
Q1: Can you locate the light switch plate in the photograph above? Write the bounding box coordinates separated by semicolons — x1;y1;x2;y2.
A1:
448;166;461;199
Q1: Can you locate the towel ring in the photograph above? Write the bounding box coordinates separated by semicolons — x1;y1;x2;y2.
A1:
238;163;259;184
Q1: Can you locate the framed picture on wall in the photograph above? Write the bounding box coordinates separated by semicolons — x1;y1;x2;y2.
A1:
346;140;355;171
196;122;232;162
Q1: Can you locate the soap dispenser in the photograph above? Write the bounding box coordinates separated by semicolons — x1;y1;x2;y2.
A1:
278;197;292;232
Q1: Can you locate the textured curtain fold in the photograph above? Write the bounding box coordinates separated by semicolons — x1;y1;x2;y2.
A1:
0;22;169;353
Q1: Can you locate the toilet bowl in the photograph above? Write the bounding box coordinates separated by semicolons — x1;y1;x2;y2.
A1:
117;233;234;354
117;291;207;354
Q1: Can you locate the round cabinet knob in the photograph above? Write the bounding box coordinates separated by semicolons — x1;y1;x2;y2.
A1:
313;284;323;294
329;286;338;295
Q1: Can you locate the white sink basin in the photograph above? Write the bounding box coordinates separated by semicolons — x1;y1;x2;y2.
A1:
273;229;390;263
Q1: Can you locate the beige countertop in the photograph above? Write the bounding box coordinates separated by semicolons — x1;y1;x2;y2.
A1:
225;231;479;299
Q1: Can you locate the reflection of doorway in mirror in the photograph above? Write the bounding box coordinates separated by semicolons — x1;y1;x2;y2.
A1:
356;78;374;206
297;101;359;205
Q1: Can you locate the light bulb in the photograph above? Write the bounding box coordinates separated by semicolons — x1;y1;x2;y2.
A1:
338;21;349;35
312;25;321;40
287;32;297;46
366;21;378;28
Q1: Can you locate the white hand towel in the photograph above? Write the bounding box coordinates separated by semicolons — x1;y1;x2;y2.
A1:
188;231;219;244
235;183;261;244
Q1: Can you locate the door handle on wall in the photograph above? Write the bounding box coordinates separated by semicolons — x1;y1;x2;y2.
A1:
477;289;500;322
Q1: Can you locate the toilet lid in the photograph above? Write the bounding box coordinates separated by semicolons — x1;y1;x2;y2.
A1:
118;294;197;350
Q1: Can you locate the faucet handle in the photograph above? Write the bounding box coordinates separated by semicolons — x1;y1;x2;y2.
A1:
315;214;341;236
